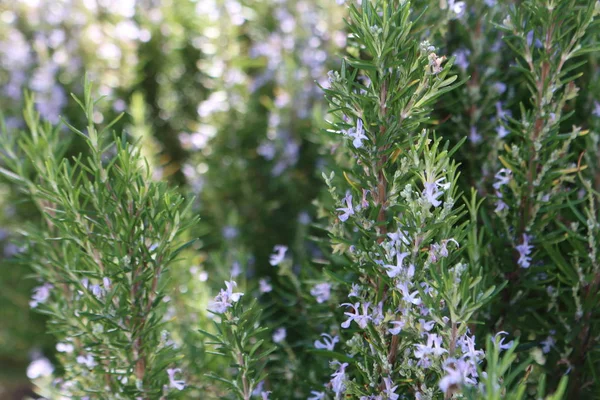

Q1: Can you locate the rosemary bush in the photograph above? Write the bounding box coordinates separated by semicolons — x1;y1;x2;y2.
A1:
1;0;599;399
1;80;198;398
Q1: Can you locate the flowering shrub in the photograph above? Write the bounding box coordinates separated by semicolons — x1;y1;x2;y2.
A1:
1;0;600;399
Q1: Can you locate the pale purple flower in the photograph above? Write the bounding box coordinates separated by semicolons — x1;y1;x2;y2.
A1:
416;356;432;369
90;284;103;298
516;234;533;268
414;333;447;359
371;301;385;325
422;177;450;208
261;391;271;400
439;357;478;393
198;271;209;282
269;245;288;266
388;320;405;335
493;168;512;190
387;228;410;247
76;353;97;369
257;141;277;160
495;199;508;212
448;0;466;18
406;264;416;279
330;362;348;399
384;252;410;278
113;99;127;113
30;283;53;308
383;377;399;400
348;283;361;298
541;193;551;203
494;191;509;212
310;282;332;303
496;101;511;120
337;193;355;222
167;368;186;391
327;70;338;84
496;124;510;138
314;333;339;351
438;240;454;257
231;261;242;278
259;278;273;293
26;357;54;379
457;333;484;361
423;181;443;207
56;342;74;353
344;119;368;148
419;319;435;333
209;281;244;313
252;381;266;397
541;334;555;354
396;282;421;305
308;391;325;400
526;30;534;47
273;328;287;343
469;126;482;144
593;101;600;117
429;238;459;262
494;331;514;350
222;225;239;239
341;302;372;329
421;282;434;296
360;188;370;208
454;48;470;70
494;82;507;94
298;211;311;225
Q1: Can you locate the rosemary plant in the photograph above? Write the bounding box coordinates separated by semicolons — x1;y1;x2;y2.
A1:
486;1;600;396
1;0;599;399
312;0;571;398
0;79;197;399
